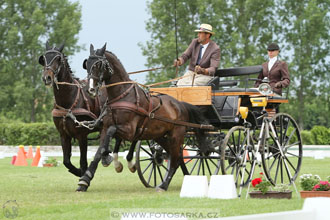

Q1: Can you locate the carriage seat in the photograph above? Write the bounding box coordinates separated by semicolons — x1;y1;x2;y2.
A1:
207;77;238;90
206;76;219;90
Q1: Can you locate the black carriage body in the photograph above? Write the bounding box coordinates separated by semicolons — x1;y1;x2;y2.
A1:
201;66;261;129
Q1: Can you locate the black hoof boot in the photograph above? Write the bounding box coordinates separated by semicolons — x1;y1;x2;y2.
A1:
76;177;89;192
76;184;88;192
102;154;113;167
76;172;92;192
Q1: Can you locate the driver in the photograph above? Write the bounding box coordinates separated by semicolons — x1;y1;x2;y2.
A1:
174;24;220;86
255;43;290;95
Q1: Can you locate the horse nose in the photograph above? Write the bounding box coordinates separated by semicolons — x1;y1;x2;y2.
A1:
88;87;96;96
43;75;52;85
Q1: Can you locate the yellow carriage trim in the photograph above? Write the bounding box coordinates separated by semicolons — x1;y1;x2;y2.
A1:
150;86;212;105
239;107;249;119
250;97;267;107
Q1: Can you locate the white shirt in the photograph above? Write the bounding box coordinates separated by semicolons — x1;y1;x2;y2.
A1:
200;42;209;59
268;56;278;71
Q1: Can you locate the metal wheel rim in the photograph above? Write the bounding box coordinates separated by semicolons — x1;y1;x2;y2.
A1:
135;140;170;188
261;113;303;185
220;126;255;187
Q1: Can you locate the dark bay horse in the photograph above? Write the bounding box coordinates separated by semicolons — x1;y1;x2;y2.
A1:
77;43;209;192
38;42;128;177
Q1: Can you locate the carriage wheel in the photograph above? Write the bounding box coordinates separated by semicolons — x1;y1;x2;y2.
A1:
261;113;303;185
182;133;221;176
220;126;255;187
135;140;170;188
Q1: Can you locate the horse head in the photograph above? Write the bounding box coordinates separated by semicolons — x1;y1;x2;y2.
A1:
38;41;66;87
83;43;113;96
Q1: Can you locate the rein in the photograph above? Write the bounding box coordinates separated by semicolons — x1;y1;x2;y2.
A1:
100;73;191;89
127;66;169;75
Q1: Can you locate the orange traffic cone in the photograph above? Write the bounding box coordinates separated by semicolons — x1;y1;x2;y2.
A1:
183;148;189;163
14;145;28;166
23;146;28;158
31;146;41;167
27;145;33;159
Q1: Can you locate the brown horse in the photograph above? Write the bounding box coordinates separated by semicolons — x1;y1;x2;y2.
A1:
76;43;208;192
38;42;131;177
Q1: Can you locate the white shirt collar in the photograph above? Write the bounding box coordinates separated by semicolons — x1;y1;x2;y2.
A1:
268;56;278;71
269;56;278;63
200;42;209;58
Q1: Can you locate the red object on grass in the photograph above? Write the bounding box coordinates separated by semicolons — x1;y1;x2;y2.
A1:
252;178;262;187
11;155;17;165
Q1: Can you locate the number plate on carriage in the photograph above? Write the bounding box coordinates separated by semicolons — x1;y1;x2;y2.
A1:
250;97;267;107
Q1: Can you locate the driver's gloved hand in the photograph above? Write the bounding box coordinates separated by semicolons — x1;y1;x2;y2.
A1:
275;82;282;88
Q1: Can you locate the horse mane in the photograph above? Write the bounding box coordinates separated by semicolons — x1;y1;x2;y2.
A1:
104;50;129;79
62;55;80;80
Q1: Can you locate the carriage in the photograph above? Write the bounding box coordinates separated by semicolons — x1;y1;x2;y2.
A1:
134;65;303;195
39;43;302;193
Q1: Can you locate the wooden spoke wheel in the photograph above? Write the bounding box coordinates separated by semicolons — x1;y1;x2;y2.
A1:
220;126;255;187
182;132;222;176
135;140;170;188
261;113;303;185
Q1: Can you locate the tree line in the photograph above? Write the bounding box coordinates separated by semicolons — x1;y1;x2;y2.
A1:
0;0;329;130
0;0;81;123
140;0;330;130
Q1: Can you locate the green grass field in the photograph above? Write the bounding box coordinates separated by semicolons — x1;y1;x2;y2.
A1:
0;156;329;219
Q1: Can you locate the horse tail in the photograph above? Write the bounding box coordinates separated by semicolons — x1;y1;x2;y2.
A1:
181;102;209;125
181;102;210;150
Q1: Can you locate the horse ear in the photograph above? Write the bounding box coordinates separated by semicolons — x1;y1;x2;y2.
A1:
100;43;107;55
82;59;87;70
58;43;64;52
38;55;45;66
46;41;51;50
90;44;95;55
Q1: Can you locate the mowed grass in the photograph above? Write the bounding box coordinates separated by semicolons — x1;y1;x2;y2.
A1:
0;156;329;219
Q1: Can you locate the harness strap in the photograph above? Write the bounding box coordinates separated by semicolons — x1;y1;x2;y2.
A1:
52;108;98;120
53;81;99;120
109;101;214;130
108;83;135;105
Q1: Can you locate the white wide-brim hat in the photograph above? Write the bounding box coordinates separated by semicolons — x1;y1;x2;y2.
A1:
194;24;215;35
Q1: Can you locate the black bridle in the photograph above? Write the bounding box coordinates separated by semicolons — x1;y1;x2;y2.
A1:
40;49;66;89
86;54;113;95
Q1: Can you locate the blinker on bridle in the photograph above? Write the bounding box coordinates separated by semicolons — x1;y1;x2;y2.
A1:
87;54;113;94
42;49;65;89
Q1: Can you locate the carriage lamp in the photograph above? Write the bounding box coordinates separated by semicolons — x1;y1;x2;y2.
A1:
258;83;273;96
250;97;267;107
239;107;249;119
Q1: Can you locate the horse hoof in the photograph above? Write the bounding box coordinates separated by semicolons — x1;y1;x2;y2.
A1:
102;155;113;167
155;187;166;193
129;165;136;173
115;163;123;173
76;185;88;192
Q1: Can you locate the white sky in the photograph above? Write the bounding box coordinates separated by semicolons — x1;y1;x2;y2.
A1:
69;0;150;83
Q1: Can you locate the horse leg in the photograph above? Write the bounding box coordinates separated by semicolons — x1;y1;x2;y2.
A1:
61;135;81;177
154;130;184;192
77;136;88;177
76;126;117;192
112;138;123;173
101;134;115;167
127;140;138;173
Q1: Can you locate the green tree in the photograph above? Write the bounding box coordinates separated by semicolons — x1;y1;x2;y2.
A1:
279;0;330;129
142;0;330;129
0;0;82;122
141;0;277;84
